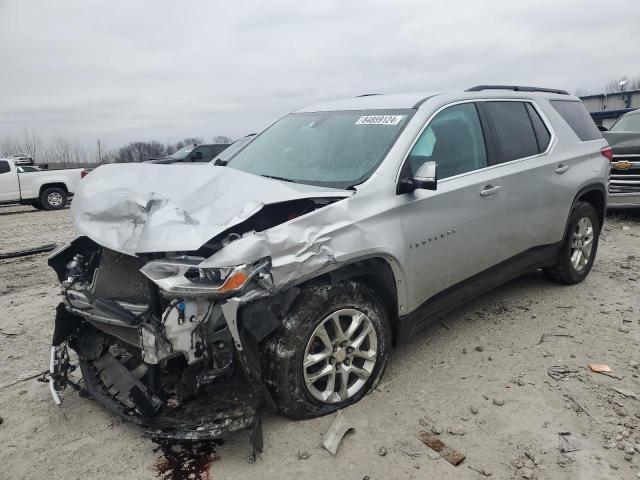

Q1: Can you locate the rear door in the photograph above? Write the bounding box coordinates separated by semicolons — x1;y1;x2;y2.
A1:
476;100;556;257
398;102;509;309
0;160;20;201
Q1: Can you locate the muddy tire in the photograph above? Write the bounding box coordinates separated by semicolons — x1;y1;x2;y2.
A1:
263;280;392;420
40;187;67;210
545;201;600;285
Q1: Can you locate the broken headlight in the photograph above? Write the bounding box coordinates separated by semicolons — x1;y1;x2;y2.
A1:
140;256;270;295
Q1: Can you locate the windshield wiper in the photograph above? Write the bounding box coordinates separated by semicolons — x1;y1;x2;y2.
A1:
260;174;297;184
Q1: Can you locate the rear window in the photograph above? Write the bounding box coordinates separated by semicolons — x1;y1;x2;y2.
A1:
525;103;551;151
550;100;602;141
0;160;10;174
482;101;539;163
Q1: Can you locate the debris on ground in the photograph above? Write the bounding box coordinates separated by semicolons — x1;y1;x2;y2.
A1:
610;387;639;400
547;366;578;381
564;394;600;424
0;243;57;260
492;398;505;406
297;449;310;460
537;333;574;345
393;438;422;459
416;430;465;466
321;410;354;456
377;446;387;456
447;424;466;435
467;465;492;476
558;432;580;453
588;363;622;379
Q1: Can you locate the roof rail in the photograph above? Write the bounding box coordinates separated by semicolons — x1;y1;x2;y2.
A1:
466;85;569;95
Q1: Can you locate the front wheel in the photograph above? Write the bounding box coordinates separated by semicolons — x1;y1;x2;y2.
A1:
264;281;392;420
545;201;600;285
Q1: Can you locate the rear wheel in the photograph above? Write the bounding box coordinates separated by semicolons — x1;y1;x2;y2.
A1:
40;187;67;210
264;281;392;420
546;201;600;284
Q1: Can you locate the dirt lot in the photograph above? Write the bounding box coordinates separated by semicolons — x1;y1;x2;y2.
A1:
1;204;639;480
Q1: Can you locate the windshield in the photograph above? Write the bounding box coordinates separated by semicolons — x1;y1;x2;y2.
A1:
226;110;413;188
610;112;640;133
168;146;195;160
212;135;255;163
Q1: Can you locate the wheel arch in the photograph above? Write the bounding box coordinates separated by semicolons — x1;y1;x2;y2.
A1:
572;183;606;232
298;256;403;344
39;182;69;197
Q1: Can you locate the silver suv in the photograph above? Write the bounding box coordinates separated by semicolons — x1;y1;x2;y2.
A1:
48;85;610;444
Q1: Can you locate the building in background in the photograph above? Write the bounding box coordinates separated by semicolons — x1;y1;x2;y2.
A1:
580;89;640;129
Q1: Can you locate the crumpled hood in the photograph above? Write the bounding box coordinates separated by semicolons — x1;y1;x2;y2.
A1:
71;163;350;255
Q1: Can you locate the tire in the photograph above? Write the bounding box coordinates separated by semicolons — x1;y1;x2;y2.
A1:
263;280;392;420
545;201;600;285
40;187;67;210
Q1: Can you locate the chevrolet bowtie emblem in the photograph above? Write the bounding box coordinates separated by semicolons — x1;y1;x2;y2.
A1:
612;161;633;170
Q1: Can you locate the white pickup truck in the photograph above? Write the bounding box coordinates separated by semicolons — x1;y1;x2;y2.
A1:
0;157;85;210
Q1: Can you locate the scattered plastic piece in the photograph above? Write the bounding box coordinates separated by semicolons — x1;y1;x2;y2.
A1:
322;410;354;456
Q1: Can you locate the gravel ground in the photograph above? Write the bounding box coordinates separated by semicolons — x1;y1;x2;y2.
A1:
0;204;639;480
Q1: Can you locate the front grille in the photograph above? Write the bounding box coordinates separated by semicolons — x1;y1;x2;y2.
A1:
92;248;152;304
609;157;640;194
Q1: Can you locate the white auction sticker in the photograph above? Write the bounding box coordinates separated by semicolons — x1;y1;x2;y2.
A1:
355;115;404;126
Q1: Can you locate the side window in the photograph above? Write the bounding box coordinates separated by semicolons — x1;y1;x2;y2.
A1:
482;101;539;163
198;146;215;161
0;160;10;174
525;103;551;152
550;100;602;141
406;103;487;180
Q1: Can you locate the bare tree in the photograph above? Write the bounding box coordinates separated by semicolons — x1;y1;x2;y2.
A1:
114;141;167;163
0;127;45;160
604;75;640;93
574;87;590;97
213;135;233;144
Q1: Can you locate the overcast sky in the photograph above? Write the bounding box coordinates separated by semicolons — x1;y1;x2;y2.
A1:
1;0;639;151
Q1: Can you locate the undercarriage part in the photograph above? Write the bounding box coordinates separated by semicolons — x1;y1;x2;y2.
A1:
92;352;162;417
92;297;141;326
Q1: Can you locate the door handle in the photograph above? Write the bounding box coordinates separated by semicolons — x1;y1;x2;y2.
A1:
555;164;570;174
480;185;501;197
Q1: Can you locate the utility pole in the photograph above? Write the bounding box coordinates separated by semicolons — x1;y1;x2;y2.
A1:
97;139;102;164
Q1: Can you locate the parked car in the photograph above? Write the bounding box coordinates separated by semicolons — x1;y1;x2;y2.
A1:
603;108;640;209
0;157;84;210
149;143;230;164
47;86;609;446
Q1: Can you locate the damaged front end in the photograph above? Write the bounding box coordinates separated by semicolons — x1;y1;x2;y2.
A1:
47;235;296;444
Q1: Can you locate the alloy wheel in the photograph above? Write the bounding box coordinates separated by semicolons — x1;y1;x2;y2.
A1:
303;308;378;404
570;216;594;271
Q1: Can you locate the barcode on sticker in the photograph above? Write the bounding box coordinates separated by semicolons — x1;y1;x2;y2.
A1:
355;115;404;125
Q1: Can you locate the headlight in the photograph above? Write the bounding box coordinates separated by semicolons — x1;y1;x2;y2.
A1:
140;256;270;295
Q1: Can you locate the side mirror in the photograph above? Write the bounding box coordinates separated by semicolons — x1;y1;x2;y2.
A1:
398;161;437;194
597;125;608;132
